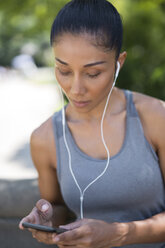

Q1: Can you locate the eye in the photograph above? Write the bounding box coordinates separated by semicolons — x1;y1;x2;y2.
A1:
57;68;71;76
87;72;101;78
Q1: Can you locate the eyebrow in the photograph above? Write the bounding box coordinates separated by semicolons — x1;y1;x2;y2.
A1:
55;57;106;67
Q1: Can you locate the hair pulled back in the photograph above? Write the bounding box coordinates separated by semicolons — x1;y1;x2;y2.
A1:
50;0;123;58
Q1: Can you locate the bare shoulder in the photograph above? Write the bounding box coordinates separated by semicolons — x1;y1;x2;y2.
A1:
31;116;53;146
132;91;165;150
133;91;165;116
30;115;57;169
133;91;165;123
31;115;65;203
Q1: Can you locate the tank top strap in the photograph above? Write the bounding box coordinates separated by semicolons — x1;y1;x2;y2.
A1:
123;89;158;161
124;89;138;117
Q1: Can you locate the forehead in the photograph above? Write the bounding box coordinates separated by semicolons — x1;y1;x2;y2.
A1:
53;33;116;64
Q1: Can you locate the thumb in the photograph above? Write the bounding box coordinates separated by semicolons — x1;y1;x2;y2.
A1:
59;219;83;230
36;199;53;221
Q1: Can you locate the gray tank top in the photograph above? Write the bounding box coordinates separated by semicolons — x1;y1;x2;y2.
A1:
52;90;165;248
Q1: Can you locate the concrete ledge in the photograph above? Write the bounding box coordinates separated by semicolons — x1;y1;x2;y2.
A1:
0;179;56;247
0;179;40;217
0;218;55;248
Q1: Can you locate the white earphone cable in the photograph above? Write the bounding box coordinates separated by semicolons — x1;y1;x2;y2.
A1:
59;62;120;219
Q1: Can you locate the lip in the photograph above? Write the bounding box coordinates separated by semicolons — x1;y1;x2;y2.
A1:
71;100;91;108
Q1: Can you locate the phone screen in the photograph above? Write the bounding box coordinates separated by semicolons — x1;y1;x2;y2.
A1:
22;222;67;234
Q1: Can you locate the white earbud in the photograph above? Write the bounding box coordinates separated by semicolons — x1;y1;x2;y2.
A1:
112;61;120;88
115;61;120;80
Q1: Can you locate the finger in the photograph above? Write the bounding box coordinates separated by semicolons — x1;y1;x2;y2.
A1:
58;246;75;248
36;199;53;221
60;219;85;230
19;202;50;230
30;229;37;237
19;213;36;229
58;246;71;248
53;228;84;245
31;230;58;245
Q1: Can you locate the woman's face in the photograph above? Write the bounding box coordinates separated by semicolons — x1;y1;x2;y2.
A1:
53;33;124;113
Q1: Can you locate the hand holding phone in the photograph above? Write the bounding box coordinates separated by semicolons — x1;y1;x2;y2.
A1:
19;199;53;232
22;222;67;234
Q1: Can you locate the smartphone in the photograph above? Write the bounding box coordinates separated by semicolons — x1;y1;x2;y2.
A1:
22;222;67;234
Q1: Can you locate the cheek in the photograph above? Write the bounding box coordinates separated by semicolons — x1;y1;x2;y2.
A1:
91;73;113;93
55;70;69;90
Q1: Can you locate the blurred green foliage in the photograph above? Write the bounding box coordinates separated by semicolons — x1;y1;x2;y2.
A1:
0;0;164;99
0;0;68;67
116;0;165;99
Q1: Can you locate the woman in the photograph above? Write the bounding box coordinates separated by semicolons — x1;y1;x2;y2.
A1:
19;0;165;247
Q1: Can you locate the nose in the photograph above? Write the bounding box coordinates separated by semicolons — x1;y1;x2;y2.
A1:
70;75;86;95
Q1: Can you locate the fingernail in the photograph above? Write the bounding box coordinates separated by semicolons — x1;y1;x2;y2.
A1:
54;237;59;242
41;204;49;211
52;234;56;239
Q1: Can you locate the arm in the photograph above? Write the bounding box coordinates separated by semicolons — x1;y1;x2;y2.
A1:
121;97;165;245
30;117;75;227
122;211;165;245
19;117;75;245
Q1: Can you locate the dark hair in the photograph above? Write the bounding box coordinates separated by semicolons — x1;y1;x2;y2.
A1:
50;0;123;59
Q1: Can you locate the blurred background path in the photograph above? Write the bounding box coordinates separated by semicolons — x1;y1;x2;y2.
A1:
0;69;61;179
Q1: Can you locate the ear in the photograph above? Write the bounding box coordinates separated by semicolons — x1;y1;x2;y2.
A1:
118;51;127;69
